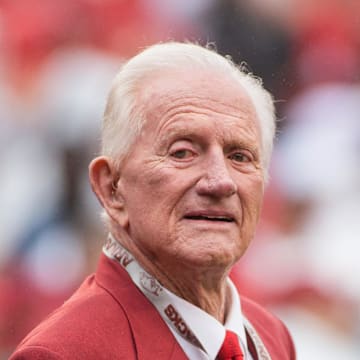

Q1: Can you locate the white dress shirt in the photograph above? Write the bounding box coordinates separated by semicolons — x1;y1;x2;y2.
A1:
161;278;254;360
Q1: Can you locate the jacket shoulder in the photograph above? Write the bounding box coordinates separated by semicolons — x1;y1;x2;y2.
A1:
10;275;136;360
241;296;296;360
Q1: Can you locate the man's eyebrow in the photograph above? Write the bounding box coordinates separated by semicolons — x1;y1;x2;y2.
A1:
156;126;199;145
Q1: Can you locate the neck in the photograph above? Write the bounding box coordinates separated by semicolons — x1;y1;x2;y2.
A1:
150;262;231;323
110;230;231;323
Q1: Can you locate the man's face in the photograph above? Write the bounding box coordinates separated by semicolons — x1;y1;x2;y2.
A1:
116;71;265;270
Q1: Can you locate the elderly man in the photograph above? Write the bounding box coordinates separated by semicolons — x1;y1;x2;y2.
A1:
11;42;295;360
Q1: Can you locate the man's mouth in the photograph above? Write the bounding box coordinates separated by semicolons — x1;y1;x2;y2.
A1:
184;214;235;222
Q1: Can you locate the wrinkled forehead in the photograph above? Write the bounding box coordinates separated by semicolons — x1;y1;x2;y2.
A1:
137;69;259;127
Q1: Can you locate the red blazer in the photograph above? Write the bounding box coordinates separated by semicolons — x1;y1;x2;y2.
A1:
10;254;296;359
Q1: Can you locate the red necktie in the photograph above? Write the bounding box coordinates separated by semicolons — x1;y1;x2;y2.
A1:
217;330;245;360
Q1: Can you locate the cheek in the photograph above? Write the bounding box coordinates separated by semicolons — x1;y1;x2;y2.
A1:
239;175;264;217
249;180;264;208
123;165;184;220
138;162;197;197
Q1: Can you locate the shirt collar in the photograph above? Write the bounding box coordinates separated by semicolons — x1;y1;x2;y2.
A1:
165;277;248;359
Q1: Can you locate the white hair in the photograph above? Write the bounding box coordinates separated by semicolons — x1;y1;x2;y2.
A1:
101;41;276;175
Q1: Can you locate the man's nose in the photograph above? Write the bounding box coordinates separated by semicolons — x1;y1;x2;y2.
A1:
195;153;237;198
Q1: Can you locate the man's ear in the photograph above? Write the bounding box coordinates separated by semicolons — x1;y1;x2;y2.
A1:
88;156;128;227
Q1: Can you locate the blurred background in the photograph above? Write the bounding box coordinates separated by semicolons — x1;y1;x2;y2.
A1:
1;0;360;358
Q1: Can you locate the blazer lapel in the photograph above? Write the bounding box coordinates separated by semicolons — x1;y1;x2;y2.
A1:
96;254;188;360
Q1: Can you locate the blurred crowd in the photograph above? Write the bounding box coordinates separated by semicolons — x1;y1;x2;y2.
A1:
1;0;360;358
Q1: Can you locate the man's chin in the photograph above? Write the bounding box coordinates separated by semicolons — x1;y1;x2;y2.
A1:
175;246;242;270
